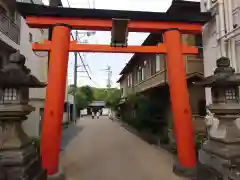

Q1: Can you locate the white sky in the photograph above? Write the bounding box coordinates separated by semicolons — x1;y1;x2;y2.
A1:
42;0;200;88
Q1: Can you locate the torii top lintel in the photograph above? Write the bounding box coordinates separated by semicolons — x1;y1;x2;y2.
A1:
16;2;211;33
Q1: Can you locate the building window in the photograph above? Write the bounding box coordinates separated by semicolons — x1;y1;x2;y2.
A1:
151;54;161;75
156;55;161;72
120;88;123;97
127;73;132;87
183;34;195;46
137;66;143;83
14;12;18;22
29;33;33;42
183;34;203;59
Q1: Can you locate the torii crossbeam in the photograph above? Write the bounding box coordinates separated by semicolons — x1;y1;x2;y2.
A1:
17;2;211;176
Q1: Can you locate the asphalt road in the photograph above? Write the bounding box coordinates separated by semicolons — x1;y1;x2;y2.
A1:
61;116;188;180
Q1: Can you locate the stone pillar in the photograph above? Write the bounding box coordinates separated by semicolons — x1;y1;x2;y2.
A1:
197;57;240;180
0;51;47;180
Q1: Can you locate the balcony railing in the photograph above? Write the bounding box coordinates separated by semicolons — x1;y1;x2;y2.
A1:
0;12;20;44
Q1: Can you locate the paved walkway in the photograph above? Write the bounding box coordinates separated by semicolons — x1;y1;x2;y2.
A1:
61;116;188;180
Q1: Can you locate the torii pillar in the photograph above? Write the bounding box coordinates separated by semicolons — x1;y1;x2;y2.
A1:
164;28;197;176
39;28;198;177
40;24;71;175
21;11;205;178
37;28;198;177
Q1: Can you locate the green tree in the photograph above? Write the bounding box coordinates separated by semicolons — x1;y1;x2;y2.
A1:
76;92;89;109
105;89;121;110
69;85;94;109
93;88;108;100
80;86;94;102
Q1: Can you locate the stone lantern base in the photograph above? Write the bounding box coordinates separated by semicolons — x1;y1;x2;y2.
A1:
0;105;47;180
0;145;47;180
199;143;240;180
0;51;47;180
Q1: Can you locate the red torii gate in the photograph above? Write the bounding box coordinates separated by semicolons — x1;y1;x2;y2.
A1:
17;2;210;176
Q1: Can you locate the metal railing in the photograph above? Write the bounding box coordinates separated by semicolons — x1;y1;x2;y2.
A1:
0;12;20;44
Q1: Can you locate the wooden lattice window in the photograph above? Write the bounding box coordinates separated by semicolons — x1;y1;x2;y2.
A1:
225;88;237;100
0;88;19;104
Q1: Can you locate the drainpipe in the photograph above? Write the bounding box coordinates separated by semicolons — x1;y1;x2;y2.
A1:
223;0;231;62
228;0;237;71
227;0;234;34
223;0;230;34
206;0;212;10
216;13;221;58
217;0;239;71
218;0;227;57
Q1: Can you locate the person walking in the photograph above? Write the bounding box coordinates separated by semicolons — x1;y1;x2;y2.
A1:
96;110;100;119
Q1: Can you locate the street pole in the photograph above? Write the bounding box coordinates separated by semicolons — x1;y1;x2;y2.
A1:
106;66;112;117
72;31;94;123
73;30;78;124
106;65;112;89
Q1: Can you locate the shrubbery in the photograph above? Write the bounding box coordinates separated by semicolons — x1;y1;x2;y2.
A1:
31;136;41;152
120;93;206;154
120;94;169;144
121;94;155;131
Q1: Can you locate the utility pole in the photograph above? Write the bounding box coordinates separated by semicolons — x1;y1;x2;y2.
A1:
73;30;78;124
72;31;95;123
106;65;112;89
105;65;112;117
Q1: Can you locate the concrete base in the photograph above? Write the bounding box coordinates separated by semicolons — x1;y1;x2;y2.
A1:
173;162;197;178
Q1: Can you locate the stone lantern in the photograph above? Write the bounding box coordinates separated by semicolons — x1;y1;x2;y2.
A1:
0;51;47;180
196;57;240;180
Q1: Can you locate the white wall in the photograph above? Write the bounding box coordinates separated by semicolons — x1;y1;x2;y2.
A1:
201;0;240;105
102;108;110;116
201;18;221;105
24;100;44;136
20;16;48;136
18;0;49;136
18;0;72;135
19;17;48;99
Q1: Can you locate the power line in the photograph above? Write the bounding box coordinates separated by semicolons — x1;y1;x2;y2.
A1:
65;0;92;81
71;33;92;80
63;0;100;87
